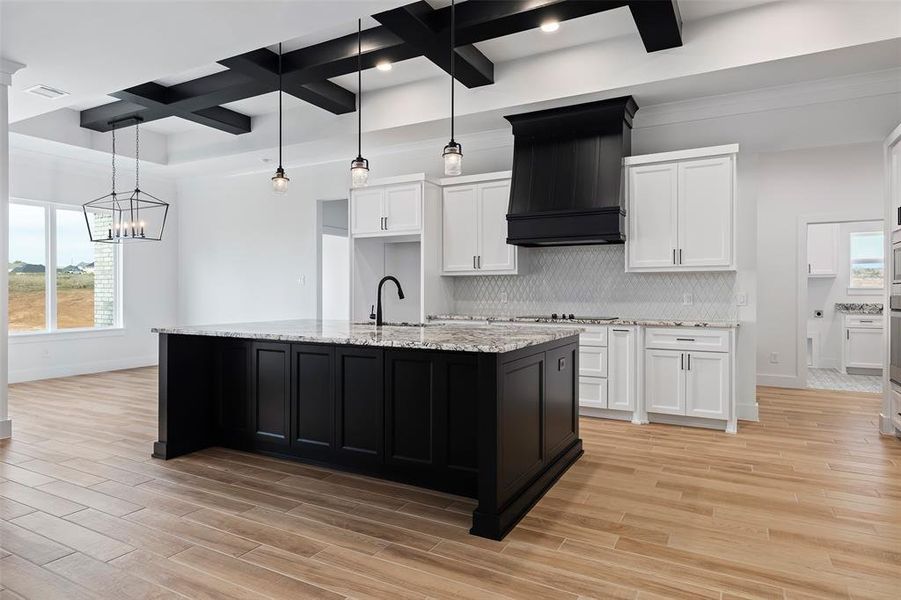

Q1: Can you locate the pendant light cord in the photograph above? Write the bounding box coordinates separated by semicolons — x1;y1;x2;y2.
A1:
111;125;117;194
278;42;283;169
450;0;455;142
357;19;362;158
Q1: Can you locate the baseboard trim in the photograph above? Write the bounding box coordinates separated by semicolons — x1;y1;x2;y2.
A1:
756;373;802;388
9;356;158;383
0;419;11;439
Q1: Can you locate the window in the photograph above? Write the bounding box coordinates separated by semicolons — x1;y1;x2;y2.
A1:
849;231;884;291
8;200;120;334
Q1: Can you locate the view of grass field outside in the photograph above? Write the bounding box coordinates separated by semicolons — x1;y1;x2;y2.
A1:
849;231;884;289
9;202;117;333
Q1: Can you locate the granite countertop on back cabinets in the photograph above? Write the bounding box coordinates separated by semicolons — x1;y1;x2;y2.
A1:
834;303;883;315
428;315;740;329
153;319;582;354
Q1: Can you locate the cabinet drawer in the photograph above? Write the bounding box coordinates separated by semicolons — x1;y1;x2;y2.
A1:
580;326;608;347
579;376;607;409
844;315;882;329
644;327;730;352
579;346;608;378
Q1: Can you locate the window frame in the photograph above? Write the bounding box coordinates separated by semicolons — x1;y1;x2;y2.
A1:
847;229;884;295
8;197;123;337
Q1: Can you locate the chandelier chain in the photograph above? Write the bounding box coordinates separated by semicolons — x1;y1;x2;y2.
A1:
450;0;455;141
111;125;117;194
135;120;140;190
358;19;362;157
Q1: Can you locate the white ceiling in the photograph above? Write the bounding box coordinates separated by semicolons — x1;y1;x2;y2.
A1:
3;0;778;132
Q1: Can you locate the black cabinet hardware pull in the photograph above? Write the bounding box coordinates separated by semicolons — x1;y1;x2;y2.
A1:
676;338;695;342
687;354;691;370
612;329;628;332
673;249;676;264
679;249;682;264
680;353;684;370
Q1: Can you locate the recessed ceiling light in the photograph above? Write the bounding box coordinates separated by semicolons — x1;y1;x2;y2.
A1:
540;21;560;33
376;61;393;72
26;84;69;99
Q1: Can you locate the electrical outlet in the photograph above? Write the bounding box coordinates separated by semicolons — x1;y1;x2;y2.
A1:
683;293;693;306
499;292;508;304
736;292;748;306
769;352;779;364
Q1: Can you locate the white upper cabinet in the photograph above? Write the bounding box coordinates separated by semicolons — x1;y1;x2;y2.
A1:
677;157;733;268
442;185;479;272
627;164;678;269
626;145;738;272
442;174;517;275
351;182;422;237
807;222;838;277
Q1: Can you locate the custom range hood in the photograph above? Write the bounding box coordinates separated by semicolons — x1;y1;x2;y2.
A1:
504;96;637;247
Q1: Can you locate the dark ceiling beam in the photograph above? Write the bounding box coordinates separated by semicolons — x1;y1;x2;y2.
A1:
374;1;494;88
219;50;356;114
627;0;683;52
81;70;267;133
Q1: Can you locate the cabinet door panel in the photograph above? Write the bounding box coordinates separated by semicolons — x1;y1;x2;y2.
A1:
579;376;607;409
628;164;678;269
844;328;884;369
384;184;421;233
546;344;577;458
442;185;479;272
478;181;516;272
335;347;383;462
215;340;251;441
351;188;384;235
608;328;635;411
644;349;685;415
291;344;334;459
678;157;733;268
385;353;434;466
252;342;290;447
807;223;838;276
685;351;729;419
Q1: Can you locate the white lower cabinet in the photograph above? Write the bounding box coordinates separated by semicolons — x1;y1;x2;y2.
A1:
684;351;729;419
842;316;883;372
644;349;685;415
644;327;734;428
607;328;636;411
579;376;608;409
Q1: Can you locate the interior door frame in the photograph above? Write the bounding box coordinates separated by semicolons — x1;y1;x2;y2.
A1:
881;122;901;435
315;198;349;322
796;211;884;392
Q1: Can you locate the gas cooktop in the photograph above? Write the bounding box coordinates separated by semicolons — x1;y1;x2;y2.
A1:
517;314;618;321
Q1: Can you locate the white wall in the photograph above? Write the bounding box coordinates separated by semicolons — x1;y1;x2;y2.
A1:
757;143;885;387
807;220;883;369
7;149;179;382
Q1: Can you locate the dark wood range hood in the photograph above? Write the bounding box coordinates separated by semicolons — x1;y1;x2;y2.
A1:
504;96;638;247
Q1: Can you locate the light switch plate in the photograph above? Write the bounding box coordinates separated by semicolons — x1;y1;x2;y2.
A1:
683;293;693;306
736;292;748;306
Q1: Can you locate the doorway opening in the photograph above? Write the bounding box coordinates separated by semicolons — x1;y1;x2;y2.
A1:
801;217;885;393
317;199;349;320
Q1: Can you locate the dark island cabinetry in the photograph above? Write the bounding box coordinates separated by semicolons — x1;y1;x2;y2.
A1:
154;328;581;540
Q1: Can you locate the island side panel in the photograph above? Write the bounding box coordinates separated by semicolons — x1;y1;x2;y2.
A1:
153;333;216;459
471;335;582;540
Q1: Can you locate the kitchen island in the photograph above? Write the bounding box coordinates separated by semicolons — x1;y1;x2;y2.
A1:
151;320;583;540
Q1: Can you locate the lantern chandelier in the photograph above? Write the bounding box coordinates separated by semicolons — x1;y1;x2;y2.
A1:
83;118;169;243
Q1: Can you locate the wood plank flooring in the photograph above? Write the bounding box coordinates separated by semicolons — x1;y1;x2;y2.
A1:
1;368;899;599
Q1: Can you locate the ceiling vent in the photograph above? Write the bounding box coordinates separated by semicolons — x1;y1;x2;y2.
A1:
25;84;69;99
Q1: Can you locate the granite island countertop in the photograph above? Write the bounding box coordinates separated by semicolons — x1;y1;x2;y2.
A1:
152;319;582;353
429;315;740;328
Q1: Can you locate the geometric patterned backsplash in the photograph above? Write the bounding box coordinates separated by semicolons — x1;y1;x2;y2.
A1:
453;245;738;321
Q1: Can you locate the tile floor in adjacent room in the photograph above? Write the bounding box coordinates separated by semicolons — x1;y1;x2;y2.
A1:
807;367;883;394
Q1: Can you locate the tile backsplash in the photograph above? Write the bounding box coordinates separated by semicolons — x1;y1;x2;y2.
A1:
452;245;738;321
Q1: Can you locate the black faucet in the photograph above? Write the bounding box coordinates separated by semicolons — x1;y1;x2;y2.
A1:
374;276;405;326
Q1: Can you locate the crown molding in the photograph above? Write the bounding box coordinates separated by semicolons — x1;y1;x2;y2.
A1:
0;58;25;86
636;68;901;129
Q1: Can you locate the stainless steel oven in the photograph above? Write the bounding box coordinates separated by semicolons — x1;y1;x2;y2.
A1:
892;232;901;285
890;285;901;386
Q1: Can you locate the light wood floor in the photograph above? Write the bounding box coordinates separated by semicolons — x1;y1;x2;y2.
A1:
1;368;899;599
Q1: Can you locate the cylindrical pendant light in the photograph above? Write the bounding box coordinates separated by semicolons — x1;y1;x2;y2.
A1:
271;42;289;194
442;0;462;176
350;18;370;187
